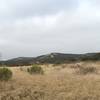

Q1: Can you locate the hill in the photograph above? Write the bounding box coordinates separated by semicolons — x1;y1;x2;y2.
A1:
0;52;100;66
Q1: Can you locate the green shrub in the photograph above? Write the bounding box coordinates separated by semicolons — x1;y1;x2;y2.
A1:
0;67;12;81
27;65;44;74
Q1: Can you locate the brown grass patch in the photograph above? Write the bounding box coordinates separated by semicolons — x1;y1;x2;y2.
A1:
71;63;98;75
0;62;100;100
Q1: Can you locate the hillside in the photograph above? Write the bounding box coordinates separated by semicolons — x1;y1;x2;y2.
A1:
0;52;100;66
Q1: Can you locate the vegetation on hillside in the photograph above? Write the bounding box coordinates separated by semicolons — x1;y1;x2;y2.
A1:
1;52;100;66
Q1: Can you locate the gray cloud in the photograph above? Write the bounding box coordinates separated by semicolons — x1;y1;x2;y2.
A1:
0;0;100;59
0;0;78;22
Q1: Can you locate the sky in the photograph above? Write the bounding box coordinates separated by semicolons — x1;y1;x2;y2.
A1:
0;0;100;59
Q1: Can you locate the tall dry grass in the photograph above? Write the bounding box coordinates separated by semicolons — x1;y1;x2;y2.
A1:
0;62;100;100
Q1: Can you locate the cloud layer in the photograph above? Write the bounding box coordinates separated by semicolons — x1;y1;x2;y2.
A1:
0;0;100;59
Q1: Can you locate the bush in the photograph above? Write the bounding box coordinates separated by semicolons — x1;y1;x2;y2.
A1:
76;65;97;75
70;63;82;69
0;67;13;81
27;65;44;74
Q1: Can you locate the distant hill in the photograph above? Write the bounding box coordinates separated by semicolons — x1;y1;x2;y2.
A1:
2;57;35;66
0;52;100;66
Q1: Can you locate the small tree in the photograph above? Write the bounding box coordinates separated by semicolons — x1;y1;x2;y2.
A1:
27;65;44;74
0;67;12;81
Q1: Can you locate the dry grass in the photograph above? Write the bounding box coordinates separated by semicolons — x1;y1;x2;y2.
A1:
70;63;98;75
0;62;100;100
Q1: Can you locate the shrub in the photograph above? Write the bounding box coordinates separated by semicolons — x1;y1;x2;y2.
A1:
70;64;81;69
0;67;13;81
76;65;97;75
27;65;44;74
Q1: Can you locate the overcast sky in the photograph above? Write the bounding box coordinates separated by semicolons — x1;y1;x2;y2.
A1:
0;0;100;59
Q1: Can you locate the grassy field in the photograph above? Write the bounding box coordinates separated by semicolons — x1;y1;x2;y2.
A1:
0;62;100;100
